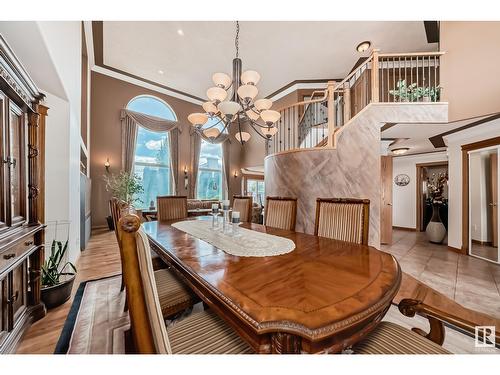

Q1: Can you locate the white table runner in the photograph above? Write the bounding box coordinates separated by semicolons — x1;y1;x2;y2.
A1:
171;220;295;257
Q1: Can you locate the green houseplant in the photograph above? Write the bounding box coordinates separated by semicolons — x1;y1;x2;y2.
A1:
41;239;77;309
104;171;144;206
389;80;441;102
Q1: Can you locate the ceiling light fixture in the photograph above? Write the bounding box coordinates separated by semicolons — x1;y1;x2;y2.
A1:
391;147;410;155
187;21;281;144
356;41;371;53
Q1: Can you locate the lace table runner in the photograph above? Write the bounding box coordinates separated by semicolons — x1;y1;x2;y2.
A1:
171;220;295;257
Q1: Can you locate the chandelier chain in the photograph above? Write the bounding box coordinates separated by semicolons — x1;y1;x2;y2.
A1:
235;21;239;58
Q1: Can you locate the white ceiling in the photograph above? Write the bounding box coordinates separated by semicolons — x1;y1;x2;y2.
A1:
382;114;497;155
102;21;436;99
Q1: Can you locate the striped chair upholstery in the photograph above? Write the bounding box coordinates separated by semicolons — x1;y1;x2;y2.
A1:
232;196;253;222
122;216;253;354
353;322;450;354
157;196;188;222
264;197;297;231
314;198;370;245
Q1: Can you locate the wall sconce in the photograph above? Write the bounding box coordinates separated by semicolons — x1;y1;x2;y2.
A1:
233;170;238;178
184;166;189;189
104;158;110;172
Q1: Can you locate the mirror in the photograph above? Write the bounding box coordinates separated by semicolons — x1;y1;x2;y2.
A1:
469;147;499;263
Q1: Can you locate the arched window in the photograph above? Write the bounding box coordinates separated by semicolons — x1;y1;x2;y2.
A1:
127;95;176;208
196;117;226;200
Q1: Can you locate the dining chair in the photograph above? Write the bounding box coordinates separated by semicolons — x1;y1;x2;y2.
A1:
264;196;297;231
314;198;370;245
157;196;188;222
351;298;486;354
118;214;254;354
232;195;253;222
110;198;198;319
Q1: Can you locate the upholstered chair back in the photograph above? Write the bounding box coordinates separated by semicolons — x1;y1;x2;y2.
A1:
110;197;126;243
232;196;253;222
157;196;188;222
314;198;370;245
264;197;297;231
119;214;172;354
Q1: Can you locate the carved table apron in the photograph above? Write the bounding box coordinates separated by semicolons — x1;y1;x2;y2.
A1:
143;217;401;354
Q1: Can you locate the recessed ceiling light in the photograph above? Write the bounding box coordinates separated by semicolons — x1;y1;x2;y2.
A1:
177;29;184;36
391;147;410;155
356;41;371;53
158;70;164;75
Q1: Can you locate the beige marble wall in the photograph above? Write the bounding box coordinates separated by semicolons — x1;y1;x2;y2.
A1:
265;103;448;249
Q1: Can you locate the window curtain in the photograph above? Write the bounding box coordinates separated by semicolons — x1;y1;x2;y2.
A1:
222;139;231;200
168;128;179;194
120;108;181;176
189;132;201;199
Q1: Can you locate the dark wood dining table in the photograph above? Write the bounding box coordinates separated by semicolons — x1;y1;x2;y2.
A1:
143;217;401;354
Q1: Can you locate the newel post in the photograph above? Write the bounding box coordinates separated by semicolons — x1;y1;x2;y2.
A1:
326;80;336;147
370;49;380;103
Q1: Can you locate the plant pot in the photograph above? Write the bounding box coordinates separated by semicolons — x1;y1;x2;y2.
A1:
425;202;447;244
41;276;75;309
106;215;114;231
422;96;431;102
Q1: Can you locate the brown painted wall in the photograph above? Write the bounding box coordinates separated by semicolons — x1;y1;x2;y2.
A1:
440;21;500;121
90;72;243;227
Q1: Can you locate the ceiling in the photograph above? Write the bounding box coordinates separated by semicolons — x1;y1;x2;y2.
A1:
382;113;499;155
100;21;436;100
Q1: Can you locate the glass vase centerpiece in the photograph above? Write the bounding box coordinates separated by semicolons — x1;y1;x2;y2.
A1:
210;203;220;230
231;211;241;236
221;199;231;234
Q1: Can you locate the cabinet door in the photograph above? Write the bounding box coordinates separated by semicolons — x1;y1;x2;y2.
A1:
0;92;6;230
9;260;27;327
7;102;26;226
0;277;6;344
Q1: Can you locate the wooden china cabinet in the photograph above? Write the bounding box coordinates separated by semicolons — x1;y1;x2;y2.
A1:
0;35;47;353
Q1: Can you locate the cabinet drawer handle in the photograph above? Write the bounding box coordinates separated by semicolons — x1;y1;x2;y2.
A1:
3;253;15;260
24;240;34;246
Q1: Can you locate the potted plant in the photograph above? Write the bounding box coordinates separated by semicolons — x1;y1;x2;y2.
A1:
104;171;144;218
41;239;77;309
389;80;418;102
425;173;448;244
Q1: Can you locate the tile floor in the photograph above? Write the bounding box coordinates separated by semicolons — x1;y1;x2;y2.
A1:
382;229;500;319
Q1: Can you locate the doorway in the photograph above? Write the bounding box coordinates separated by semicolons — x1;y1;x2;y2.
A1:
468;146;499;263
416;162;449;232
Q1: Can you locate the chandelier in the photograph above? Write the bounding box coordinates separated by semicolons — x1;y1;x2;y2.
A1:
187;21;281;144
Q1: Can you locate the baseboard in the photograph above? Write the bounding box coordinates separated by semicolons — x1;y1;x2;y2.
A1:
471;239;493;246
392;226;416;232
448;245;466;255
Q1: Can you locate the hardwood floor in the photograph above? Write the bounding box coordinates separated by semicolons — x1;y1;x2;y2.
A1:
15;227;500;354
16;229;122;354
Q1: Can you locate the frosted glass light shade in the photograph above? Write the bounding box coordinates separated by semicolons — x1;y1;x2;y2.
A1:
237;84;258;101
246;109;260;121
212;72;232;89
218;101;241;116
241;70;260;85
188;113;208;126
207;87;227;102
260;109;281;124
204;127;220;139
254;98;272;111
235;131;251;144
202;101;218;114
262;126;278;138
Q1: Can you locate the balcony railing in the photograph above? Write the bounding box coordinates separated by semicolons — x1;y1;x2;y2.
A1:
266;50;445;155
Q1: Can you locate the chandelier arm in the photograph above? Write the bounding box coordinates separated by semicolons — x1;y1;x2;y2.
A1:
248;118;271;129
202;116;225;130
247;120;271;140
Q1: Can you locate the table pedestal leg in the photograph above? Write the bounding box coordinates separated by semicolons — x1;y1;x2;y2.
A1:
271;332;302;354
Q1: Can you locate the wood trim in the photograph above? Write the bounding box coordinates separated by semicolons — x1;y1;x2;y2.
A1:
447;245;466;255
423;21;440;44
461;136;500;253
392;226;417;232
265;78;342;100
415;162;448;232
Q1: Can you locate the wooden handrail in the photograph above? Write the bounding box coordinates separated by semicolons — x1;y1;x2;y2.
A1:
275;89;328;112
332;55;373;92
378;51;445;58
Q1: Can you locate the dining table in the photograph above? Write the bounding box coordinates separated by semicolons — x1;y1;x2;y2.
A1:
143;216;401;354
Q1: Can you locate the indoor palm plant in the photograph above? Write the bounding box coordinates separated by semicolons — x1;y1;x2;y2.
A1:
41;238;77;309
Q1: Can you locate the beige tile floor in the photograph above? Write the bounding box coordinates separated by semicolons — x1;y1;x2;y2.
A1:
382;229;500;319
